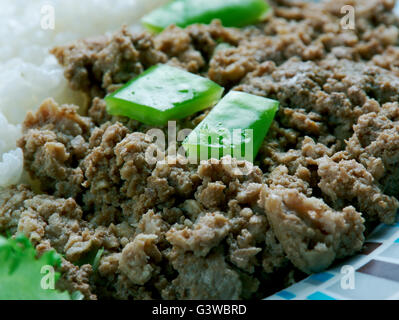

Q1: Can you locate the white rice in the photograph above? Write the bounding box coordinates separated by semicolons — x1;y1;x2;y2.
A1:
0;0;167;188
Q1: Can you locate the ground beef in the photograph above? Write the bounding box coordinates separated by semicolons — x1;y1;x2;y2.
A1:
52;21;240;99
2;0;399;300
18;99;93;199
51;28;168;98
317;155;398;225
119;233;162;285
261;187;365;274
166;248;243;300
0;184;35;235
236;57;399;142
166;212;231;257
347;102;399;197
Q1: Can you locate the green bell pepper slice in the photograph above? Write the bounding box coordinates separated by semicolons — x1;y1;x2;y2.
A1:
183;91;279;162
105;64;224;126
142;0;271;33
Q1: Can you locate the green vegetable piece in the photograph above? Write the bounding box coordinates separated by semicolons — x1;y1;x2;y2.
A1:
92;248;104;272
142;0;270;33
183;91;279;162
75;247;104;272
0;234;73;300
105;64;224;126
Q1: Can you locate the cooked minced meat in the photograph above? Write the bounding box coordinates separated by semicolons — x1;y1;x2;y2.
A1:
1;0;399;300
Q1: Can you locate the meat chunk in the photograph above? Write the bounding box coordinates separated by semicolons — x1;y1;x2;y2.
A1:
347;102;399;197
52;27;167;97
18;99;92;198
81;122;129;225
119;233;162;285
0;185;35;234
20;195;107;262
317;156;399;225
166;212;230;257
237;57;399;141
167;249;242;300
261;187;365;273
57;259;96;300
209;45;258;87
52;21;239;98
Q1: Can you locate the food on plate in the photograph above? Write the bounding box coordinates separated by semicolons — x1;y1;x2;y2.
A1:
0;0;170;190
142;0;270;32
183;91;279;161
1;0;399;300
105;64;224;126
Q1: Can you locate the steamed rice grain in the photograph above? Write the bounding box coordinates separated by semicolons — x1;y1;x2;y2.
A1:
0;148;23;187
0;0;166;188
0;112;22;188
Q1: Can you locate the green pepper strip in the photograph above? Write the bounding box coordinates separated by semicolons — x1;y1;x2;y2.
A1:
105;64;224;126
183;90;279;162
142;0;270;33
